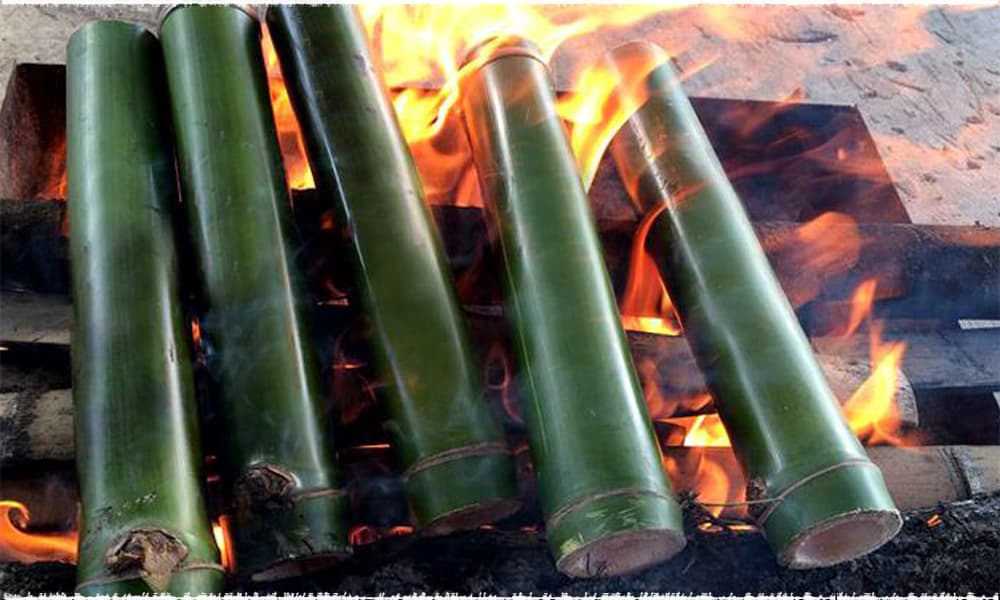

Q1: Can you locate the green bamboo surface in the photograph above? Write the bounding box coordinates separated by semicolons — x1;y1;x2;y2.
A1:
607;41;901;568
265;5;519;533
158;6;348;580
67;20;223;595
460;38;685;577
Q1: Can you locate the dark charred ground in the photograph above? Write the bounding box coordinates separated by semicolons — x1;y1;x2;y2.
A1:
2;493;997;596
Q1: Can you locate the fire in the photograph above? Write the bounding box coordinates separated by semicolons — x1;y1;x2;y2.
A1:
0;500;77;564
2;499;236;571
356;6;680;206
620;205;683;336
261;24;315;190
190;317;202;347
765;212;863;308
838;283;907;445
659;277;909;518
212;515;235;572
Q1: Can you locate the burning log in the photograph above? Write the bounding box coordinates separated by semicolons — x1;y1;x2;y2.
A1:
606;42;901;568
158;5;348;581
460;37;685;578
4;192;999;327
265;5;520;535
66;21;222;594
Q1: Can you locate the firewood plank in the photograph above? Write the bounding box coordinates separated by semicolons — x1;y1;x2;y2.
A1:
3;196;998;322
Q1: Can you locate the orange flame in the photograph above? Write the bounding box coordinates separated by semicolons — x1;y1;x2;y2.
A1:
2;499;236;571
212;515;235;573
348;525;414;546
620;205;683;336
261;24;315;190
190;317;202;347
765;212;863;309
357;6;680;207
0;500;77;564
659;278;909;516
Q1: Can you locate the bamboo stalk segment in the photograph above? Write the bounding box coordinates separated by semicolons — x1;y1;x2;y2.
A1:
66;20;222;594
460;37;685;578
264;5;520;534
158;5;348;581
607;41;902;568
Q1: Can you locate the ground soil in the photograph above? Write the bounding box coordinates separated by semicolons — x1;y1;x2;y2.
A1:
2;492;996;595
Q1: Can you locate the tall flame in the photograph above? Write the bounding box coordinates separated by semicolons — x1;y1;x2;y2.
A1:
261;24;315;190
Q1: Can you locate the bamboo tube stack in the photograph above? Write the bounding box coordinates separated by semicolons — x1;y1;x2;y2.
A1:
460;37;686;578
605;41;902;568
158;5;348;582
60;5;925;588
264;5;521;535
67;20;223;594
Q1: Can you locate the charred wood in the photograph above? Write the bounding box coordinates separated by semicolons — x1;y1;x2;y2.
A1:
3;196;997;324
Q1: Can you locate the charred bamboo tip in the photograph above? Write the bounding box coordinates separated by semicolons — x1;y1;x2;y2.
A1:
156;4;261;35
421;498;524;537
556;529;686;579
459;35;545;72
779;509;903;569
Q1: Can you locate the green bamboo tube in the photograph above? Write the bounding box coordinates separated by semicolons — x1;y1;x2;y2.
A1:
459;37;685;578
264;5;520;534
158;5;348;581
606;41;902;568
67;20;223;595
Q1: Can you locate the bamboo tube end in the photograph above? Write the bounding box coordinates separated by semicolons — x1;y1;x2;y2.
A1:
778;509;902;569
605;40;670;74
156;4;260;35
547;491;686;578
459;35;544;72
405;449;522;535
764;463;902;568
557;528;687;578
422;497;524;537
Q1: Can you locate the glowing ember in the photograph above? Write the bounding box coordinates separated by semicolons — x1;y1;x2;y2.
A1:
190;317;202;347
0;500;77;564
925;513;943;528
348;525;414;546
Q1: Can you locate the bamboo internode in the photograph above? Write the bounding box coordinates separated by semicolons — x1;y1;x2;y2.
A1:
265;5;521;534
159;5;348;581
460;37;685;578
607;41;902;568
67;20;222;594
